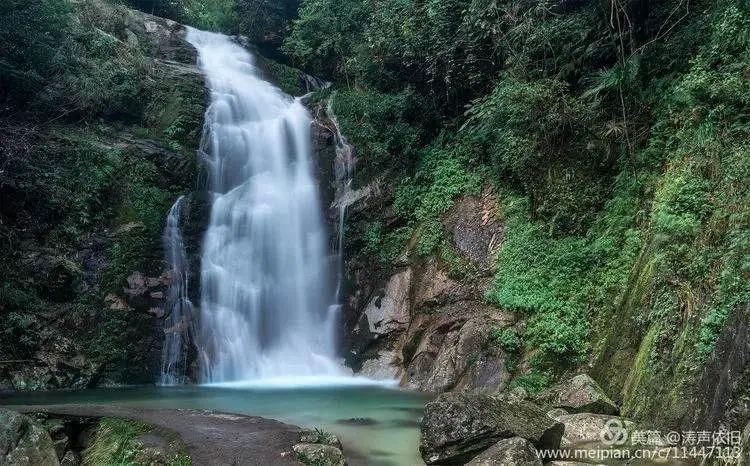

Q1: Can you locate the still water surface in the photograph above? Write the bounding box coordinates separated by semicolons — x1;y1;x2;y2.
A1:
1;383;427;465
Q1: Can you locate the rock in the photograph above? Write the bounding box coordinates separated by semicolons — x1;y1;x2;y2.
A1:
467;437;541;465
0;408;59;466
121;270;170;314
298;430;342;450
292;443;345;466
60;450;80;466
742;421;750;465
550;413;634;449
536;374;619;415
403;306;515;393
357;351;399;380
420;392;564;464
442;187;504;268
361;268;412;337
546;408;569;419
508;387;530;401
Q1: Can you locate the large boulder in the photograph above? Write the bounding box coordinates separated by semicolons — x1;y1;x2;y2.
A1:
420;392;564;464
0;408;59;466
549;413;634;449
466;437;542;466
292;444;345;466
536;374;618;415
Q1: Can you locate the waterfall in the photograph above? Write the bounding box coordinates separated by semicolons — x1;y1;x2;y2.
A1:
160;195;194;385
186;28;344;383
327;97;356;302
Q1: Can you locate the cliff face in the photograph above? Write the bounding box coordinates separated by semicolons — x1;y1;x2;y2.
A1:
0;1;206;389
296;0;750;435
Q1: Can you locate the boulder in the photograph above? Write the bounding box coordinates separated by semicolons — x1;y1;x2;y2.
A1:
466;437;542;465
0;408;59;466
536;374;618;415
420;392;564;464
549;413;634;449
298;429;343;450
292;443;345;466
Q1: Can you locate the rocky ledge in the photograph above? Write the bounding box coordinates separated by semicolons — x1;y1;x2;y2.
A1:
3;405;348;466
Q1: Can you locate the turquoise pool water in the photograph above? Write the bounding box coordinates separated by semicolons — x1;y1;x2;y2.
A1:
1;383;427;465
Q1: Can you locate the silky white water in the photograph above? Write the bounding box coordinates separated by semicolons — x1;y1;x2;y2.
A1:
186;28;344;383
160;195;194;385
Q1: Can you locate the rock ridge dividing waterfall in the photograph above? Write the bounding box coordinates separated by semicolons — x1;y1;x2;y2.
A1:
186;28;345;383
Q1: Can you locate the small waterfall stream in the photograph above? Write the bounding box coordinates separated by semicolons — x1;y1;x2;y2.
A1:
328;98;357;302
160;196;193;385
185;28;344;383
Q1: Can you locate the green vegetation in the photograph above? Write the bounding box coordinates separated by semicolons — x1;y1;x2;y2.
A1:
119;0;237;32
286;0;750;425
0;0;204;386
83;418;191;465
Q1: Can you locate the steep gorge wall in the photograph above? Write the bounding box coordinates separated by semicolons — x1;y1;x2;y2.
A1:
0;1;206;389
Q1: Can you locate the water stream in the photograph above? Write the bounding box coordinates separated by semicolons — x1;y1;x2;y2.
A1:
184;28;344;383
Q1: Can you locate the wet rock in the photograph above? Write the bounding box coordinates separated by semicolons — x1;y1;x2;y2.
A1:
419;392;564;464
467;437;542;466
0;408;59;466
536;374;619;415
292;443;345;466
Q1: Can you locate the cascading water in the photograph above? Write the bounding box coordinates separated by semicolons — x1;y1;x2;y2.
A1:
327;98;357;301
186;28;344;383
160;196;194;385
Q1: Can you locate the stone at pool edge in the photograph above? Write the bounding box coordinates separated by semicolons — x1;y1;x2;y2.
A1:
295;429;346;466
293;443;346;466
0;408;59;465
419;391;564;464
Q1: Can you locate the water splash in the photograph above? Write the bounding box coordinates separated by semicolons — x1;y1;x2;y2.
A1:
160;195;194;385
186;28;345;383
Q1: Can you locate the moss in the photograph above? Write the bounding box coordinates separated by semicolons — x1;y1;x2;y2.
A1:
83;418;191;466
260;58;306;96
